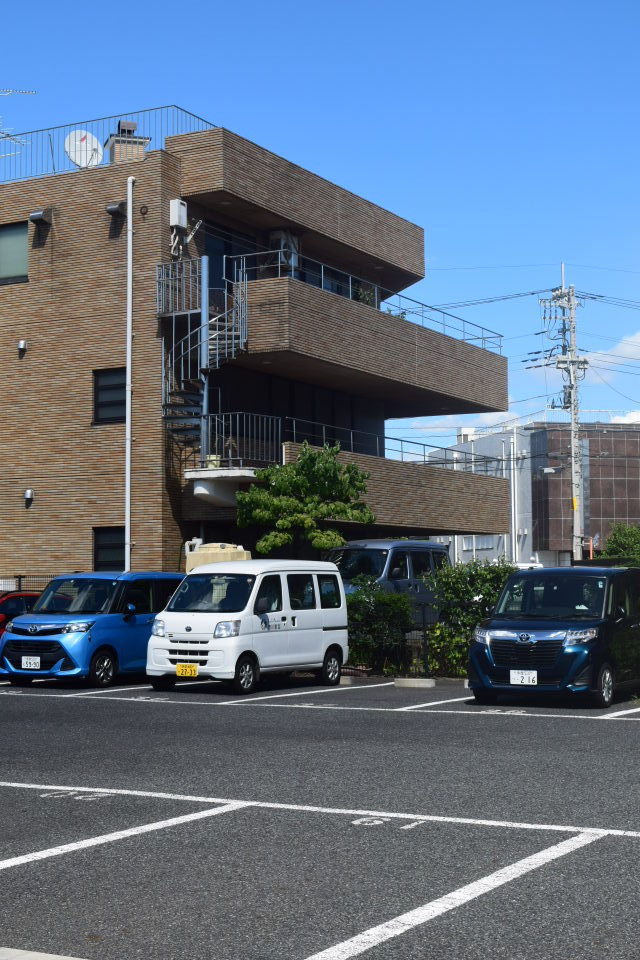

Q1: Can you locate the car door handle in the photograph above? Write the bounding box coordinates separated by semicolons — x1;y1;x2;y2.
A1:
291;616;297;627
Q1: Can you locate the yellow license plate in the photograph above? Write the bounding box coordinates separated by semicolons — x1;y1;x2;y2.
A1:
176;663;199;678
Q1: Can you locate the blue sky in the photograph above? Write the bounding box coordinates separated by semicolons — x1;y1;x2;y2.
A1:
4;0;640;451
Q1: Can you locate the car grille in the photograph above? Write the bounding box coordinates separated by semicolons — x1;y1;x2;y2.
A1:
168;647;209;666
3;639;74;671
490;639;563;669
10;625;63;636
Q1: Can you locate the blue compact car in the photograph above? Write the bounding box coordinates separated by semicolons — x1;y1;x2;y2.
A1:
468;566;640;709
0;571;183;687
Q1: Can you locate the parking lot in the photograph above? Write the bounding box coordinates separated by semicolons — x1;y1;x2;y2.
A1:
2;676;640;960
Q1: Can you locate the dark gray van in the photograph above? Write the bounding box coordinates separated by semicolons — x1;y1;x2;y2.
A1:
327;539;450;626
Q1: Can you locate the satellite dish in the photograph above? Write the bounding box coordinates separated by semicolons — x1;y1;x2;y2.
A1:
64;130;103;169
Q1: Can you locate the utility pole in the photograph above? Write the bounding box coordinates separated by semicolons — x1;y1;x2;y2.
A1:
539;266;588;561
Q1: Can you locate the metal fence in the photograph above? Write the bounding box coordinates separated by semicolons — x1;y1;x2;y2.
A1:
0;106;215;184
199;413;498;473
0;575;54;592
226;251;503;352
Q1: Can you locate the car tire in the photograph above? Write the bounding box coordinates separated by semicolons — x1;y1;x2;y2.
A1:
318;648;342;686
88;649;118;688
9;676;33;686
472;689;497;705
150;676;175;692
233;654;258;695
592;663;615;709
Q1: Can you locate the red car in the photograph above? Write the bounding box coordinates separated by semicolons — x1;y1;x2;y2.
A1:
0;591;40;637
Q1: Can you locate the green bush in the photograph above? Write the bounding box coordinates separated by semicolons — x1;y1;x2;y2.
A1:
424;558;517;676
346;577;415;673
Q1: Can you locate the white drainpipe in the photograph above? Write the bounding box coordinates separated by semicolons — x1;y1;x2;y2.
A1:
124;175;135;571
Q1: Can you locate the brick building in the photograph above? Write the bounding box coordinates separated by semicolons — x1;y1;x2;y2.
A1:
0;107;509;572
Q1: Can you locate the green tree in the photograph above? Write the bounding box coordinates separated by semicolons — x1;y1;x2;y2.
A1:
602;523;640;564
236;441;376;554
427;558;517;640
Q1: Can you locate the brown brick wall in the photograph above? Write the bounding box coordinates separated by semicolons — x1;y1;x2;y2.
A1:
0;153;185;573
284;444;510;534
245;279;508;416
166;128;424;283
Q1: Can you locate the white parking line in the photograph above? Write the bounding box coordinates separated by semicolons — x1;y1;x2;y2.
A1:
68;679;221;697
0;800;246;873
2;780;639;837
215;681;394;705
303;832;600;960
395;696;470;711
601;704;640;719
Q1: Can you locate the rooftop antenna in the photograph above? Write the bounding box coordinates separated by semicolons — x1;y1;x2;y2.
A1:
0;88;36;158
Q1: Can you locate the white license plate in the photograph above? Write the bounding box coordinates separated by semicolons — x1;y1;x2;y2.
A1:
510;669;537;685
21;656;40;669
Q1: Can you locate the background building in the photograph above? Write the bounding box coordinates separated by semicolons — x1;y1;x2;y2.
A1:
0;107;509;573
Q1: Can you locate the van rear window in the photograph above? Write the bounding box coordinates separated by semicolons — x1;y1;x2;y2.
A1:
168;574;255;613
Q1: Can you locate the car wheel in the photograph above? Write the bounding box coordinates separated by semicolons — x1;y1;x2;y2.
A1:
89;649;118;688
472;689;497;705
233;655;258;695
9;676;33;686
150;676;175;692
318;648;342;686
592;663;615;709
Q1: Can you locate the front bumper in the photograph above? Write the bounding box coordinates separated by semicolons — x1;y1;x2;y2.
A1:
468;640;594;694
0;633;85;678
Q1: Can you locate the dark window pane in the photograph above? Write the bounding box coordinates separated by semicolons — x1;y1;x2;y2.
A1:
318;575;340;609
94;368;125;423
154;578;183;611
94;527;125;571
254;575;282;613
0;222;28;281
287;574;316;610
118;580;154;614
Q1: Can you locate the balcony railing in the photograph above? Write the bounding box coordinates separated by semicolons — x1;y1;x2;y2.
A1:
196;413;502;475
0;106;215;184
226;251;503;352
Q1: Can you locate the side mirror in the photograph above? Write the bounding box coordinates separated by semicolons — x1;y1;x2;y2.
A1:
390;567;403;580
255;597;270;615
614;604;626;623
123;602;136;619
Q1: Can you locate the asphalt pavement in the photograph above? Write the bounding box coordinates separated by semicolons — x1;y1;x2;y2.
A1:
1;675;640;959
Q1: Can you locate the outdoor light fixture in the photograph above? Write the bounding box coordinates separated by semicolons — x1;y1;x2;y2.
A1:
17;340;27;358
23;488;34;508
106;200;126;217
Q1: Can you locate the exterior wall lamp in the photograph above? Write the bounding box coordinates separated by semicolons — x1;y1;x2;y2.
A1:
29;207;53;244
17;340;27;358
23;488;34;508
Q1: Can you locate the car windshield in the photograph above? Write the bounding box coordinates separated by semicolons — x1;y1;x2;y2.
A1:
327;548;388;579
494;574;607;620
167;574;256;613
33;578;118;614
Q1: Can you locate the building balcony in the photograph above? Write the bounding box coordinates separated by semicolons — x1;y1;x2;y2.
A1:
184;413;509;534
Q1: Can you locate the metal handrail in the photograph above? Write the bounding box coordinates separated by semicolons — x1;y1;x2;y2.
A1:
225;251;503;352
1;105;215;184
199;412;503;475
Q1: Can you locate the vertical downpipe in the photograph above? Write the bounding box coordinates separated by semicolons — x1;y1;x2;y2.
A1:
124;176;135;572
200;255;210;465
510;431;518;564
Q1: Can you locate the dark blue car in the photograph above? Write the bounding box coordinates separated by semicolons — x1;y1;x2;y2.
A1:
0;571;183;687
468;566;640;708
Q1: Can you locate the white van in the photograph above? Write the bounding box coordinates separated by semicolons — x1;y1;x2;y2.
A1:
146;559;348;694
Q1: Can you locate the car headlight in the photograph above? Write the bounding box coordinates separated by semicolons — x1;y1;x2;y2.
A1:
214;620;241;639
564;627;598;647
4;621;14;633
62;621;95;634
152;619;165;638
473;626;490;645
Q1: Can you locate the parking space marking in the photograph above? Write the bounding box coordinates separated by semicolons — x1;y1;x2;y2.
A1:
395;696;470;711
601;704;640;719
2;781;640;838
214;680;394;705
303;831;600;960
0;800;246;873
67;679;221;697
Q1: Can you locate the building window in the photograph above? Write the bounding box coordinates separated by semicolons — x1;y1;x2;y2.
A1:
93;527;125;571
93;368;125;424
0;222;28;284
